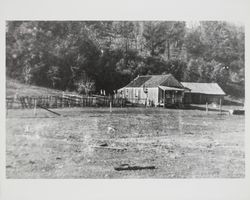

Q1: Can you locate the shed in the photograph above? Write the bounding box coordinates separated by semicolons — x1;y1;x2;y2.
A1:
118;74;185;107
181;82;226;104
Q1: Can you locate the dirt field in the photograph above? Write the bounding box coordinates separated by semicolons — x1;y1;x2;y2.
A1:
6;106;245;178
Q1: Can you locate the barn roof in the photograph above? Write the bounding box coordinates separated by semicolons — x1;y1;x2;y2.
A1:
181;82;226;95
125;74;184;88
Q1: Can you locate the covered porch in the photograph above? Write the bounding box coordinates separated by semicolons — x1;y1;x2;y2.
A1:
158;86;185;107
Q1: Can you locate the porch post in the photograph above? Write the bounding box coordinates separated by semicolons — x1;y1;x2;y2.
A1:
164;90;166;108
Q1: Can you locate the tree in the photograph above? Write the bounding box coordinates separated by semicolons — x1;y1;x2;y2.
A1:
184;21;244;96
184;59;201;82
75;72;95;95
6;21;244;98
162;21;186;60
143;22;167;56
185;27;205;58
47;66;61;88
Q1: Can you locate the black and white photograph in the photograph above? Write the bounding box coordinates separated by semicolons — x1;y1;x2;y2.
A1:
5;20;245;178
1;0;250;200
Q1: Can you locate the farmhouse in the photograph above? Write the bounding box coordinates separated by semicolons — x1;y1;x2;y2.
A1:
181;82;226;104
118;74;187;107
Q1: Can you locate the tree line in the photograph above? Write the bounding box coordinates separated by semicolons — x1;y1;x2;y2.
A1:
6;21;245;97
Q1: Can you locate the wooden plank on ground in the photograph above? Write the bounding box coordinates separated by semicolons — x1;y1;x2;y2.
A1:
114;164;156;171
37;105;61;116
92;146;127;151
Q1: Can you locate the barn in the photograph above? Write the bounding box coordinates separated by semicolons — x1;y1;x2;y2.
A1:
181;82;226;104
118;74;186;107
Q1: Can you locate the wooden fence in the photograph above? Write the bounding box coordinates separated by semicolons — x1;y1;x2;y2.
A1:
6;94;127;109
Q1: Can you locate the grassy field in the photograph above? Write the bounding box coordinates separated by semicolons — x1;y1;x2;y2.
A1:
6;106;245;178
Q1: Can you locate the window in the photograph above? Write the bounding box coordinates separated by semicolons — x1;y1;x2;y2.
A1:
126;89;129;97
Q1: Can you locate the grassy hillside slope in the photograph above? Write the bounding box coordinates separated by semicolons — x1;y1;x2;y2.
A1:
6;79;77;97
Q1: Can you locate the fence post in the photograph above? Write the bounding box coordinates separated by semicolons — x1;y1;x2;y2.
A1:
219;98;222;114
24;97;27;108
34;99;37;116
55;96;57;108
6;103;8;116
206;102;208;114
110;101;112;113
47;96;49;108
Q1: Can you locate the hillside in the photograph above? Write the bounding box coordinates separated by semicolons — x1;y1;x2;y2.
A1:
6;79;77;97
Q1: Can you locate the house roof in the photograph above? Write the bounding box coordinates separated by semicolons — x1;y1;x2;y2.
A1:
125;74;184;88
181;82;226;95
125;76;151;87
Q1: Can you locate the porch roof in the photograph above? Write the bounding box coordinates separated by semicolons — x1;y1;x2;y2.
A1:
159;86;185;91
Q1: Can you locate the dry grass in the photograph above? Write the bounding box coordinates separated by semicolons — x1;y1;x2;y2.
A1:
6;107;245;178
6;79;77;97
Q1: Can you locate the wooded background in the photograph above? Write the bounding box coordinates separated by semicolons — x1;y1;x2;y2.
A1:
6;21;245;97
